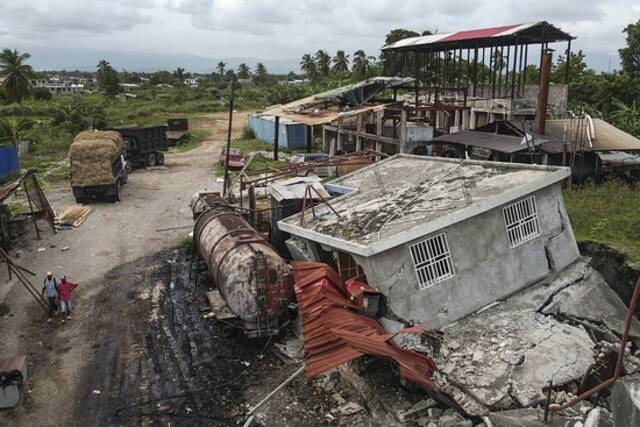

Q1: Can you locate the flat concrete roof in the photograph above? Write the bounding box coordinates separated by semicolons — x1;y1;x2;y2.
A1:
278;154;571;256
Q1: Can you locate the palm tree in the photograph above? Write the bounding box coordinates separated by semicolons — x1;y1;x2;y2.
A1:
300;54;316;78
254;63;268;85
217;61;226;76
96;59;113;86
332;50;349;73
0;49;33;104
352;50;374;78
0;116;33;146
174;67;185;81
237;63;251;79
315;50;331;77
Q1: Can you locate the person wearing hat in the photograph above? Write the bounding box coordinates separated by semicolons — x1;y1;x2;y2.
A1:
41;271;58;323
57;275;77;322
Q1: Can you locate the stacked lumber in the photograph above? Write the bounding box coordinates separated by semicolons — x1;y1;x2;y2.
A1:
54;204;92;229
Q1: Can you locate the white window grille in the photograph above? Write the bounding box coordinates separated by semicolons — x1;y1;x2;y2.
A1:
409;233;455;290
503;196;541;248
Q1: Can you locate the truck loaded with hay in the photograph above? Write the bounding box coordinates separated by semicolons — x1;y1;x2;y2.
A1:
69;131;128;203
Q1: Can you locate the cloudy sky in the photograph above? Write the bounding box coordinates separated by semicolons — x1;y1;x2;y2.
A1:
0;0;638;70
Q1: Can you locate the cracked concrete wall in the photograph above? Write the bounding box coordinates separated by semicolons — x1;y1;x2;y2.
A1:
353;183;580;329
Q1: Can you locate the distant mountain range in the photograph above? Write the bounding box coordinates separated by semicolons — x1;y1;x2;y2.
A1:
20;46;301;74
18;46;619;74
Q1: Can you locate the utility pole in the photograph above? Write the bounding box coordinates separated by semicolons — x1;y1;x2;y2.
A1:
223;74;236;196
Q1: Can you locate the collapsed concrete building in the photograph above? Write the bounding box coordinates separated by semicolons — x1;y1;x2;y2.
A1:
279;154;578;328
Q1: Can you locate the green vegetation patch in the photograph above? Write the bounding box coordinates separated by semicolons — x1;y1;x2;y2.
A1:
564;179;640;262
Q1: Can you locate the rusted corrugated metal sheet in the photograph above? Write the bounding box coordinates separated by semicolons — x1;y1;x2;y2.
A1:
291;261;440;390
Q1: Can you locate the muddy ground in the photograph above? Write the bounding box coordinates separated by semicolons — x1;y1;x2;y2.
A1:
0;112;356;426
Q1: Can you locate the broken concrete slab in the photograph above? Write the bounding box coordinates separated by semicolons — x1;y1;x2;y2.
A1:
488;408;577;427
540;266;640;345
583;407;613;427
338;402;365;416
611;373;640;427
397;398;437;422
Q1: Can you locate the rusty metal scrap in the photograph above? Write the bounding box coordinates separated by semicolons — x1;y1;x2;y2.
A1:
292;261;439;387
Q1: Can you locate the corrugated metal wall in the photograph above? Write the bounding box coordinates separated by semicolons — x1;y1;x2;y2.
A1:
0;145;20;179
248;114;307;149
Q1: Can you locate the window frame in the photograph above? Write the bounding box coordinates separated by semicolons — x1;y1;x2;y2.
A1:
408;232;455;291
503;196;541;248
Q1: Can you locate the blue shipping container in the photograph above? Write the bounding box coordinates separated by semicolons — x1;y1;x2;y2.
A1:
248;114;307;149
0;145;19;179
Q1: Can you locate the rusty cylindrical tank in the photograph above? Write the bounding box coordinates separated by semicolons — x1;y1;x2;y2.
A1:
191;193;292;332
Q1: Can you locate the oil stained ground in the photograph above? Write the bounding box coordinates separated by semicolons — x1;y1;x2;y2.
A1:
68;247;333;426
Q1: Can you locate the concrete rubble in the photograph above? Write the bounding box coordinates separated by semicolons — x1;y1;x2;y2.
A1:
383;258;640;423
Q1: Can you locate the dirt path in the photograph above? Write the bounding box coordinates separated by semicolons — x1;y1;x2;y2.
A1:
0;112;262;426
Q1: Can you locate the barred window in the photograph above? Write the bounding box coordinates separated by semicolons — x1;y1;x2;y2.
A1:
409;233;455;290
503;196;541;248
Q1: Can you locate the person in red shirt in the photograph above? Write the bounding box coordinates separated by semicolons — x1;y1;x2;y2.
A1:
57;275;78;322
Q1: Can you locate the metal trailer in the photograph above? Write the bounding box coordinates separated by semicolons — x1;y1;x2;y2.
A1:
166;118;189;146
112;126;169;167
72;153;128;203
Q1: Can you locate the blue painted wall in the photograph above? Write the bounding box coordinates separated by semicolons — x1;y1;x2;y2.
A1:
0;145;19;179
248;114;307;149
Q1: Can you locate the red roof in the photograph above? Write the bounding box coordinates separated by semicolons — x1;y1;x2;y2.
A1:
292;261;440;390
439;24;522;43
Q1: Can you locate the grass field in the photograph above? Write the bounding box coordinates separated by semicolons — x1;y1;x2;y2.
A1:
564;179;640;263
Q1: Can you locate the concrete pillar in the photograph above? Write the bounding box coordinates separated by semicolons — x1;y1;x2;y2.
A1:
375;109;384;160
470;110;477;129
454;110;461;131
489;113;496;124
329;136;336;156
462;110;470;130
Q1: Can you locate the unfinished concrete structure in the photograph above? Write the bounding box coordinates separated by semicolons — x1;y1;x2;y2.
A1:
279;155;579;328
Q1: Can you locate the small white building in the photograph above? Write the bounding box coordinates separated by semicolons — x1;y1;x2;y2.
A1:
119;83;141;93
184;78;199;88
279;155;580;329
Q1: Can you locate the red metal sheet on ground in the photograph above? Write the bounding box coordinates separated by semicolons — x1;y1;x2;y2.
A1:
291;261;440;391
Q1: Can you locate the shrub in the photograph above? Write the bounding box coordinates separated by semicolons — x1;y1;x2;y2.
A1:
32;87;53;101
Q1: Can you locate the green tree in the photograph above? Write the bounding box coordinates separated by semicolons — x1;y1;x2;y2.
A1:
217;61;226;76
237;63;251;79
352;50;375;79
52;98;106;133
620;19;640;76
315;50;331;77
551;51;588;83
0;49;33;104
300;54;316;79
96;59;111;86
610;98;640;136
32;87;52;101
332;50;349;73
174;67;185;84
0;115;33;146
254;63;268;85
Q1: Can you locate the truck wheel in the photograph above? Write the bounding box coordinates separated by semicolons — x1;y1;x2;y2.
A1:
146;153;157;167
156;152;165;165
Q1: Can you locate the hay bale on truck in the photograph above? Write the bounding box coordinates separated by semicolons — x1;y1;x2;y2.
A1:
69;131;128;203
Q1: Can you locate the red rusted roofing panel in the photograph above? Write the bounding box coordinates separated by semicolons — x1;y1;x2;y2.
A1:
438;24;522;43
292;261;441;391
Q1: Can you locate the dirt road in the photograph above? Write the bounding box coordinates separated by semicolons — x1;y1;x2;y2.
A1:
0;112;335;426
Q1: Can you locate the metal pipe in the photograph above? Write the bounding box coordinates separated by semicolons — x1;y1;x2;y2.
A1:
536;51;553;135
565;40;572;84
223;75;235;196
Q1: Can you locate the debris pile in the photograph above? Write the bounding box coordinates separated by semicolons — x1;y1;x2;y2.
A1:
402;259;640;423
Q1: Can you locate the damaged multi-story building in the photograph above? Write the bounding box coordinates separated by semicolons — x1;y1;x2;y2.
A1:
278;155;579;328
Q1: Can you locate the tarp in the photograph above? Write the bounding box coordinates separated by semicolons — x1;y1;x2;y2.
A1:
0;145;19;180
248;114;307;149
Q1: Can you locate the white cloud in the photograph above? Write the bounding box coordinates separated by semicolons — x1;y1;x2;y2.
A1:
0;0;636;69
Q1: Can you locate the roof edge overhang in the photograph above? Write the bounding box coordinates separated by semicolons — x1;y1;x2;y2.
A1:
278;155;571;257
382;21;574;53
